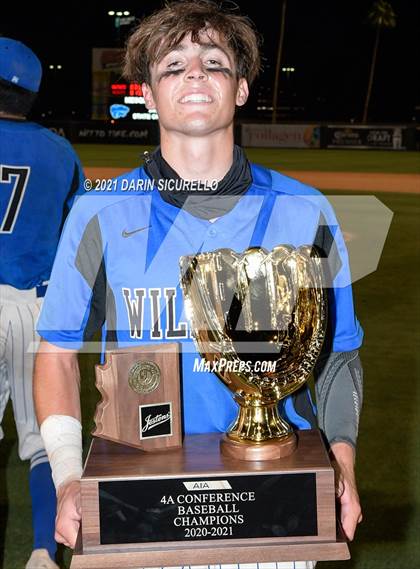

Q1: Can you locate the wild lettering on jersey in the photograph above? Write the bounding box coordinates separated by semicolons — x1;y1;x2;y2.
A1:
122;287;189;339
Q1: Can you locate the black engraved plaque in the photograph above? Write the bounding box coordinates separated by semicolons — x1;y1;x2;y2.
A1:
99;473;317;545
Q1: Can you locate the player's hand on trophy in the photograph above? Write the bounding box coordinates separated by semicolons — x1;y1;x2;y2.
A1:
330;442;363;541
55;479;82;548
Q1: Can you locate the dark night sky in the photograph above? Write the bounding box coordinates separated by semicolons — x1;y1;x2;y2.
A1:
1;0;418;123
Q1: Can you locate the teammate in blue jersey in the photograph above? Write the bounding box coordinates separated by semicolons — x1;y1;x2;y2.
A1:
0;38;85;569
34;2;363;565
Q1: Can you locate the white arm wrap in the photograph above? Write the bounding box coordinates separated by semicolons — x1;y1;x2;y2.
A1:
40;414;83;491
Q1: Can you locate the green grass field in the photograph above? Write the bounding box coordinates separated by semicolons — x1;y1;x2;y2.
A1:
1;147;419;569
75;144;420;174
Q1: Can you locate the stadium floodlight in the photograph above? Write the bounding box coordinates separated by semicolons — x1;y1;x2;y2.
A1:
57;65;62;69
116;11;123;16
108;11;115;16
124;11;130;16
49;65;54;69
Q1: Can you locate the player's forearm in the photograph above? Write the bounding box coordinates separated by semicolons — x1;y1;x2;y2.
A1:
34;339;82;425
314;349;363;449
34;339;84;490
330;441;356;478
330;441;357;502
330;440;362;539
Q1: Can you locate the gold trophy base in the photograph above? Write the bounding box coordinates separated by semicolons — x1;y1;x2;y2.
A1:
220;432;297;461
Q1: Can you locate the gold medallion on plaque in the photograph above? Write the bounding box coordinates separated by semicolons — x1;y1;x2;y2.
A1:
128;360;161;394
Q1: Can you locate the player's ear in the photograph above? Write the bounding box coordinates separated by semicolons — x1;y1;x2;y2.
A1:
236;78;249;107
142;83;156;110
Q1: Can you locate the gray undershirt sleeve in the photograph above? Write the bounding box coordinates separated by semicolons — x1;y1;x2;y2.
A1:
314;350;363;450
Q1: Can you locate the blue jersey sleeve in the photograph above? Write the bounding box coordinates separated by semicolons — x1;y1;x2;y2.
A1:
314;204;364;352
69;152;86;205
59;141;86;213
37;167;144;349
37;193;104;349
270;170;363;352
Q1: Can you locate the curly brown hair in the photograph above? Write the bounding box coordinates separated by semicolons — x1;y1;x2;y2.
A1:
124;0;261;86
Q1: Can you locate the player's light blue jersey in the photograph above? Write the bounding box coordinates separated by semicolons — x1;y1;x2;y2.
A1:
0;119;85;289
37;163;363;434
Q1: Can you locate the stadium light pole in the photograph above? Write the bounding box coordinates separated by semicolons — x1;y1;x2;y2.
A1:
272;0;287;124
107;10;132;45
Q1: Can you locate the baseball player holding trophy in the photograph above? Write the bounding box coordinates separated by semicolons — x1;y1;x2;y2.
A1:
34;2;363;568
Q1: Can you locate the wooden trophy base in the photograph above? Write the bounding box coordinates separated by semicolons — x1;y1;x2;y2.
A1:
220;432;297;461
71;430;349;568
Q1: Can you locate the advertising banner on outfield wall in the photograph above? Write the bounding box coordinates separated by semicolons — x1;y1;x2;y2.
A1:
326;125;406;149
74;121;159;144
44;121;159;145
241;124;321;148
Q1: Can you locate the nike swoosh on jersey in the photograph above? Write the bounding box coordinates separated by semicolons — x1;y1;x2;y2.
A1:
121;225;151;238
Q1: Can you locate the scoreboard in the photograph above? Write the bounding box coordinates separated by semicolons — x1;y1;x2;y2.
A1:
109;82;158;120
92;48;158;121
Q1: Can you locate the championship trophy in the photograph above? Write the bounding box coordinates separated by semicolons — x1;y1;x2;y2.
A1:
180;245;326;461
71;245;349;568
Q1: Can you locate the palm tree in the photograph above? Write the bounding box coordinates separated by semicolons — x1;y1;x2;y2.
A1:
362;0;396;123
271;1;287;124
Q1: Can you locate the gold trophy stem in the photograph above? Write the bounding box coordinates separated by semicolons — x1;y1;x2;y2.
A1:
220;398;297;461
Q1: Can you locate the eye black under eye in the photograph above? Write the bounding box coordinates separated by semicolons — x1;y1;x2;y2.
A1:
158;69;184;80
207;67;233;77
